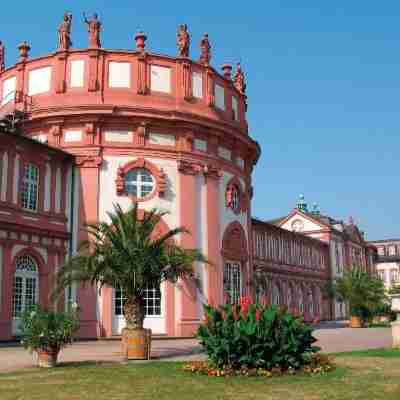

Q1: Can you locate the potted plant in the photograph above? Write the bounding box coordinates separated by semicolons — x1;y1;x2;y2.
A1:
20;305;80;368
52;203;207;360
333;265;387;328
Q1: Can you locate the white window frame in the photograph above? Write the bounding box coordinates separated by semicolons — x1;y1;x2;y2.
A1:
21;163;39;211
70;59;85;88
192;71;203;99
28;67;52;96
2;76;16;105
223;261;242;304
124;168;155;199
215;84;225;110
12;255;39;319
150;65;171;93
108;61;131;88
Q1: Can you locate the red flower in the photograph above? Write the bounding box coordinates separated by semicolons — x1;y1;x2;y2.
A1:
255;309;262;321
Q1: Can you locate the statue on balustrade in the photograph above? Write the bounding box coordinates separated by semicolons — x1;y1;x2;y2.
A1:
234;63;246;94
0;41;5;72
83;12;101;48
177;24;190;57
199;33;211;65
58;12;73;51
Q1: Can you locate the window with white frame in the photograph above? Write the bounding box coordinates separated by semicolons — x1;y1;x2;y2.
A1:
298;287;304;313
232;96;239;121
390;269;399;283
21;163;39;211
28;67;52;96
192;71;203;98
109;61;131;88
215;84;225;110
70;60;85;88
224;262;241;304
377;247;385;256
2;76;16;105
150;65;171;93
114;286;161;317
389;246;396;256
124;168;155;199
12;255;38;318
378;270;385;282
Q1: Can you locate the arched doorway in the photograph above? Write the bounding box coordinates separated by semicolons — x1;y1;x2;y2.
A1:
221;221;248;304
12;254;39;335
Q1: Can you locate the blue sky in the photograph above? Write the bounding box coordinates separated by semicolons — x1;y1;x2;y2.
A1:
1;1;398;240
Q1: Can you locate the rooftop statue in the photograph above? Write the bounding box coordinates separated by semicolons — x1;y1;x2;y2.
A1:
58;12;73;51
234;63;246;94
177;24;190;58
199;33;211;65
83;12;101;48
0;41;5;72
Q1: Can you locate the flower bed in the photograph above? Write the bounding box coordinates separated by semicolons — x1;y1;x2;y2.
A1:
188;297;334;377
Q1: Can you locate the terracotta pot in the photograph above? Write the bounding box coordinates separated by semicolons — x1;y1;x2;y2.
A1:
121;328;152;360
350;315;363;328
37;348;60;368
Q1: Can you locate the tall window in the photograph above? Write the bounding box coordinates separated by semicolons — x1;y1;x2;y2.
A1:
114;287;162;317
124;168;155;199
12;255;38;318
224;262;241;304
21;163;39;211
272;283;280;305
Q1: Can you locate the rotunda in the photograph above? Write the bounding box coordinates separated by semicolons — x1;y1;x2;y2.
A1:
0;15;260;337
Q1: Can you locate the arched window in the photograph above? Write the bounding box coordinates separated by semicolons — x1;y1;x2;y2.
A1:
308;289;314;318
21;163;39;211
124;168;155;199
12;255;39;318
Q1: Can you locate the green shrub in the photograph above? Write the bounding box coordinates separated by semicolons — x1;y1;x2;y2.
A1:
197;297;320;370
20;305;80;352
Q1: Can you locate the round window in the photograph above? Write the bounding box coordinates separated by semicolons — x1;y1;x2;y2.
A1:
124;168;155;199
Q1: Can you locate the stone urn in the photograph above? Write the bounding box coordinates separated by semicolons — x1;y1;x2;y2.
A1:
391;294;400;348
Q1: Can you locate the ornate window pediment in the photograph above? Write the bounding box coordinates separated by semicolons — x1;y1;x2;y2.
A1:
115;158;166;202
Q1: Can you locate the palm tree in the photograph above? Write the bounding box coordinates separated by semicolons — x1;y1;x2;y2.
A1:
333;265;387;324
53;203;207;332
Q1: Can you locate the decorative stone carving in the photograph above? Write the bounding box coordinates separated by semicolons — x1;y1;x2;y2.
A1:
234;62;246;94
136;122;147;146
85;123;96;144
18;41;30;62
199;33;211;65
221;64;232;80
49;125;62;145
206;68;215;107
115;158;167;200
221;221;248;262
83;12;101;48
177;24;190;58
225;176;247;214
58;12;73;51
177;160;202;175
75;155;102;168
202;163;222;180
135;31;147;52
0;41;5;72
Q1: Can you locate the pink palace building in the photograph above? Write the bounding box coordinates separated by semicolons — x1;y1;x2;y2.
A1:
0;14;377;340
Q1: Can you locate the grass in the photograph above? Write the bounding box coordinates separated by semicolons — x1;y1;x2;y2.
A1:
0;349;400;400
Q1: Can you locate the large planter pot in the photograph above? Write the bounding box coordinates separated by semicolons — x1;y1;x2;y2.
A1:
122;328;152;360
350;316;363;328
36;348;60;368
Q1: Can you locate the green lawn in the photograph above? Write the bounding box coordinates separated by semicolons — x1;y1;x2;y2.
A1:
1;350;400;400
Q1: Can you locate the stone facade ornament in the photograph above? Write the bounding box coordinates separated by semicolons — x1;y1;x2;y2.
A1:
18;41;30;62
177;24;190;58
0;41;5;72
233;62;246;94
135;31;147;52
221;64;232;80
58;12;73;51
83;12;101;48
199;33;211;65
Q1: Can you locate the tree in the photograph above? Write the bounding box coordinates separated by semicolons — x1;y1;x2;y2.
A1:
333;265;387;321
53;203;207;331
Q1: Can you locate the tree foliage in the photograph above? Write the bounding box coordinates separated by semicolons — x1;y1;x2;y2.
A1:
53;203;207;328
